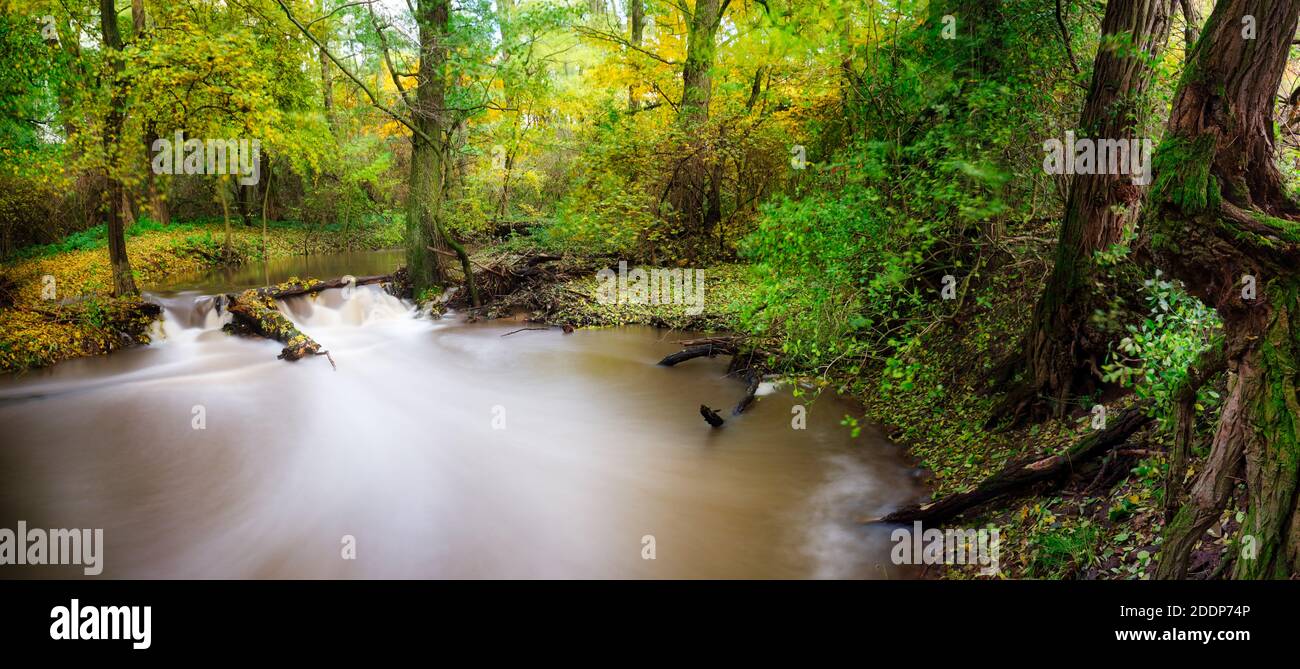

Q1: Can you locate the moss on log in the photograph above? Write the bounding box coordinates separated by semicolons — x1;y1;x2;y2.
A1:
221;275;390;364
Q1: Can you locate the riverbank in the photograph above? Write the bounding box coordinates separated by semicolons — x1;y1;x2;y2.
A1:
487;247;1184;580
0;218;400;374
1;230;1186;581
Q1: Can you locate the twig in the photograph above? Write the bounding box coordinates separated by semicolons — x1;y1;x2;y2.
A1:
501;327;550;337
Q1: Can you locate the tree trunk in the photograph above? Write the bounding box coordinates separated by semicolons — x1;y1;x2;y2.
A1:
218;179;233;256
680;0;722;126
131;0;145;35
407;0;451;292
1177;0;1201;62
1148;0;1300;579
667;0;728;246
628;0;645;110
314;0;336;134
320;45;335;133
1022;0;1172;415
100;0;138;296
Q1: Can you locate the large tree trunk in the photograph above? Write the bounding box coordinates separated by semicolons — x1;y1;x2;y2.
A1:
1148;0;1300;579
1021;0;1172;415
100;0;138;297
406;0;451;292
680;0;722;126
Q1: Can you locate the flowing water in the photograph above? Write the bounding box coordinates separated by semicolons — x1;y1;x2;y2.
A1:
0;251;924;578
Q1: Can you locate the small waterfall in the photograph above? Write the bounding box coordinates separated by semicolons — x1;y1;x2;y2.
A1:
278;284;415;328
151;284;415;340
152;293;232;339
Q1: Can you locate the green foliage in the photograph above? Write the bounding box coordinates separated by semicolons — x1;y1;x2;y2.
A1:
1100;271;1222;431
1028;520;1101;579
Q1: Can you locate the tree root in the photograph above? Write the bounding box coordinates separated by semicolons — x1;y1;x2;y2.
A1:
870;403;1153;525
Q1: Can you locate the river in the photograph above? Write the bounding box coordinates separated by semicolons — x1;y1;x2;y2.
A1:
0;251;923;578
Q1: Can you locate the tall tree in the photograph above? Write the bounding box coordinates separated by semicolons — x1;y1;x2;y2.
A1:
667;0;731;245
279;0;478;301
100;0;138;296
407;0;454;291
1019;0;1172;415
1150;0;1300;579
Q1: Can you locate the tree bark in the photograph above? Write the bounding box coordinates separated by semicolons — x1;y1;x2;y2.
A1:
100;0;138;296
1022;0;1172;415
628;0;645;110
1147;0;1300;579
131;0;145;35
1177;0;1202;62
406;0;452;292
668;0;729;244
680;0;724;126
320;44;335;133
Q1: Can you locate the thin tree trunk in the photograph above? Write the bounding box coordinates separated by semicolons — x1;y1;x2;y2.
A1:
131;0;145;35
1176;0;1201;62
219;179;233;257
100;0;137;296
320;45;335;133
628;0;644;110
261;163;273;261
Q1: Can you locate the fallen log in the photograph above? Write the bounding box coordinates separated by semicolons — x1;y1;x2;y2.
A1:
221;275;387;366
660;336;773;423
872;403;1154;525
658;343;734;367
224;290;330;364
249;274;391;300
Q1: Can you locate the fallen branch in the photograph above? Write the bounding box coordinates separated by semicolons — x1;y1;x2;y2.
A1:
222;274;389;365
872;403;1154;525
251;274;390;299
732;372;761;415
659;336;774;421
224;290;325;362
658;343;733;366
501;326;550;337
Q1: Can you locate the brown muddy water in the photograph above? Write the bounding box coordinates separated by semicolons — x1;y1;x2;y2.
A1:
0;251;924;578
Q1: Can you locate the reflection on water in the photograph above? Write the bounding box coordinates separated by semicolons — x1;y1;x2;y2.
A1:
0;255;923;578
151;249;406;294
